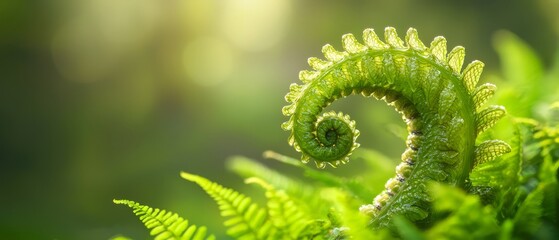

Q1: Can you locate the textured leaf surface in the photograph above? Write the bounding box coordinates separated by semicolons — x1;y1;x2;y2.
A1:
474;140;512;166
462;61;484;93
476;105;506;134
473;83;496;110
447;46;465;74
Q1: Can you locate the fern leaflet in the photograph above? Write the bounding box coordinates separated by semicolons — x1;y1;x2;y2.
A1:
180;172;279;239
113;199;215;240
246;177;327;239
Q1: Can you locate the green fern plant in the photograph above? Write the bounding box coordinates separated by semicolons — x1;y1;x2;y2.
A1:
115;27;559;239
179;172;282;239
113;199;215;240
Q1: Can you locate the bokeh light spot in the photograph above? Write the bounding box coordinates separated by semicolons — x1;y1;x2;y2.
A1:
51;0;158;83
220;0;291;52
183;37;235;87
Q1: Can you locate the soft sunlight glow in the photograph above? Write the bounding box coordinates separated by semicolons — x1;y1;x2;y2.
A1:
183;36;235;87
220;0;291;52
51;0;158;82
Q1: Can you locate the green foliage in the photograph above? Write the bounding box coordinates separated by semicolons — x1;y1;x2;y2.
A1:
246;177;322;239
281;27;513;228
113;199;215;240
425;183;500;239
115;27;559;239
180;172;280;239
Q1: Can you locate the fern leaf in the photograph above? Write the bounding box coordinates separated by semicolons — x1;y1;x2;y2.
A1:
180;172;279;239
263;151;374;202
307;57;332;71
227;155;312;196
474;140;511;166
284;83;304;104
384;27;405;49
113;199;215;240
227;156;312;195
462;60;484;93
246;177;326;239
325;189;385;240
447;46;466;74
512;185;545;236
425;183;499;239
429;36;447;63
321;44;346;62
342;33;367;53
363;28;388;49
227;155;329;219
471;118;524;190
476;105;507;134
472;83;497;110
404;28;427;52
298;69;319;84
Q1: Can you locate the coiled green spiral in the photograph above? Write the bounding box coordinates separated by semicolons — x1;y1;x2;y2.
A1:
282;109;360;168
282;27;511;227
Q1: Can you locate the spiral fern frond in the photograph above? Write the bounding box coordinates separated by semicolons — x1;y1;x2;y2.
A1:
282;26;512;227
113;199;215;240
113;25;559;239
180;172;279;239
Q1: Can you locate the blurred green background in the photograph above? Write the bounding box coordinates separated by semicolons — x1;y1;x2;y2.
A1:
1;0;558;239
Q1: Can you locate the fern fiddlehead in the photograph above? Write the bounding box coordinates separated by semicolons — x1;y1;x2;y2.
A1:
282;27;511;227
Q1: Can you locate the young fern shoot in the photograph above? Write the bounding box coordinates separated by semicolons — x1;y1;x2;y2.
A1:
115;27;528;239
281;27;511;227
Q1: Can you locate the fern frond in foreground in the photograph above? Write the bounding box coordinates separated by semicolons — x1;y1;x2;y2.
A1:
180;172;281;239
114;27;559;239
113;199;215;240
281;26;511;228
